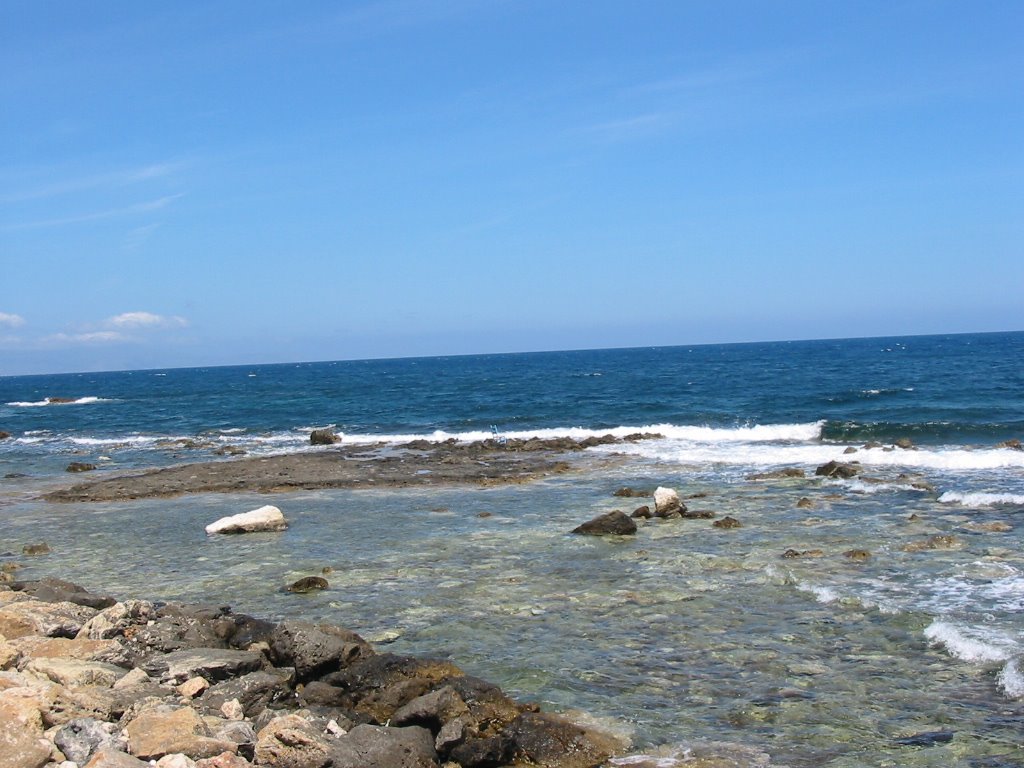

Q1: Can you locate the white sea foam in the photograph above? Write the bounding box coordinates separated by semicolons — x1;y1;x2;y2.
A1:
998;659;1024;698
796;583;839;604
938;491;1024;507
923;620;1018;663
7;396;110;407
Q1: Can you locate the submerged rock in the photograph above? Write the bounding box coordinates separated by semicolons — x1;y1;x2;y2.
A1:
612;487;648;498
22;542;51;556
286;577;329;594
712;516;742;529
66;462;97;473
630;506;652;519
902;535;961;552
746;468;805;481
996;438;1022;451
205;505;288;535
843;549;871;562
571;510;637;536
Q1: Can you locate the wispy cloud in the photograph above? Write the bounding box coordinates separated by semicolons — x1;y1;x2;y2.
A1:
0;312;26;328
44;331;130;345
0;162;181;204
105;311;188;330
2;194;184;232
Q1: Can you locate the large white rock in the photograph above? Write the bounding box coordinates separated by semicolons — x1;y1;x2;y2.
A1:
653;486;681;516
205;505;288;535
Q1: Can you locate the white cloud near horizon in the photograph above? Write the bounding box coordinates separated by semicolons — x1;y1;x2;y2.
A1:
0;312;26;327
105;311;188;329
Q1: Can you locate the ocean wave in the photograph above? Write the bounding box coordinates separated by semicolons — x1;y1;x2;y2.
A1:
998;659;1024;698
6;396;111;407
923;620;1017;663
938;491;1024;507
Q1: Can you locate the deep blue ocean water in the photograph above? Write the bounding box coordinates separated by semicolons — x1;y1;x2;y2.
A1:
2;331;1024;766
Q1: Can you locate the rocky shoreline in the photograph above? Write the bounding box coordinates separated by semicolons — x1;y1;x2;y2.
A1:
0;577;625;768
42;435;658;504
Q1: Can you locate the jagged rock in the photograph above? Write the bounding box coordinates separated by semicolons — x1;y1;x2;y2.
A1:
503;711;622;768
253;713;334;768
270;621;371;683
25;657;126;688
141;648;265;684
67;462;98;473
322;654;463;724
781;549;824;559
571;510;637;536
10;636;129;666
0;599;97;639
814;461;859;479
77;600;157;641
125;706;237;761
449;734;516;768
205;506;287;535
391;685;471;732
53;717;119;764
198;669;294;718
287;577;328;594
653;487;682;517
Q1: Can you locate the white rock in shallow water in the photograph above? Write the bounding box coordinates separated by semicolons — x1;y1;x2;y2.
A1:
653;486;681;516
205;505;288;535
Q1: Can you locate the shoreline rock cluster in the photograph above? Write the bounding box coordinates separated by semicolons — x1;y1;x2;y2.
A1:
0;577;624;768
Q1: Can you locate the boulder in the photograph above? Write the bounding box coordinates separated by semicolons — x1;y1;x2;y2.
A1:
0;695;51;768
24;657;126;688
0;599;97;639
571;510;637;536
53;717;119;765
390;685;470;732
310;429;341;446
253;713;334;768
141;648;265;684
449;734;516;768
77;600;157;641
330;724;438;768
814;461;859;479
9;578;116;609
125;706;237;761
894;437;914;449
503;712;623;768
746;468;805;481
269;621;371;683
12;636;130;666
205;505;288;535
653;487;682;517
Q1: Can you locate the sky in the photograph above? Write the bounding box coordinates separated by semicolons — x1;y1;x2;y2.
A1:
1;1;1022;375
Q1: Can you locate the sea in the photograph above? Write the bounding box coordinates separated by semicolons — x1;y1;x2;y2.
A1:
1;331;1023;767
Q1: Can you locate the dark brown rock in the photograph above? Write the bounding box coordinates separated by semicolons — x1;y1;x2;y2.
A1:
310;429;341;446
630;506;652;519
843;549;871;562
449;735;516;768
814;460;860;479
612;487;647;498
712;516;742;529
21;543;51;556
331;723;438;768
67;462;98;473
270;621;372;683
287;577;329;594
571;510;637;536
503;712;622;768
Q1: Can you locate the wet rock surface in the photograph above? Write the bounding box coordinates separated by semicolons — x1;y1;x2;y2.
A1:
41;437;657;503
0;578;626;768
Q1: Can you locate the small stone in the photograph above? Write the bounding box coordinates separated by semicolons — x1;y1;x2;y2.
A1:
796;497;813;509
177;677;210;699
712;516;742;529
219;700;244;721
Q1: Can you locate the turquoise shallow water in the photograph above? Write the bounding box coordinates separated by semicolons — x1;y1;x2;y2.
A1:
2;332;1024;765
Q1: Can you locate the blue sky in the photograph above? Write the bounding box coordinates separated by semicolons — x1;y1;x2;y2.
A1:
1;1;1021;375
